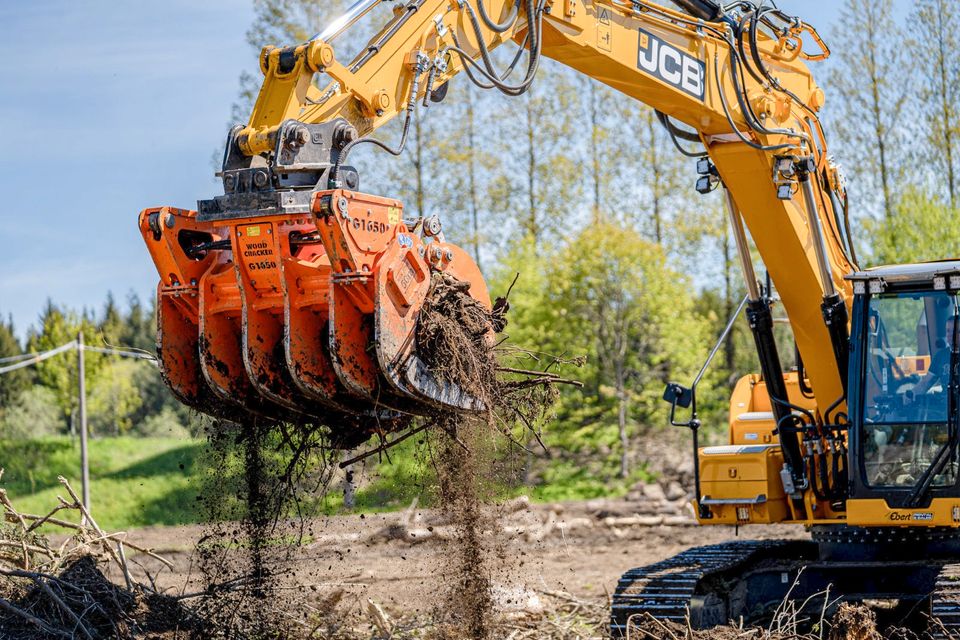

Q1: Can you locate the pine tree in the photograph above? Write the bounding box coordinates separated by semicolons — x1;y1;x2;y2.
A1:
0;314;31;411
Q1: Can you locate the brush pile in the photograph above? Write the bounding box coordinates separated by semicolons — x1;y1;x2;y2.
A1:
0;472;196;639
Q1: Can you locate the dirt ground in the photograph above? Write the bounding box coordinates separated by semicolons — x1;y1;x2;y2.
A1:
115;498;807;632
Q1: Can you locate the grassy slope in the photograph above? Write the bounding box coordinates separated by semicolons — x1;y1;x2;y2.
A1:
0;434;651;530
0;437;203;529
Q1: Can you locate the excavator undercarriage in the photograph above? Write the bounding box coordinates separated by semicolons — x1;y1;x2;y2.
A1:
612;531;960;638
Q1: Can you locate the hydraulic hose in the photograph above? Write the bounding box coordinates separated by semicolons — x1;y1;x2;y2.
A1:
477;0;519;32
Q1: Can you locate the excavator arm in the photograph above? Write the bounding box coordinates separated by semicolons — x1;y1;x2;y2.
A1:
139;0;858;479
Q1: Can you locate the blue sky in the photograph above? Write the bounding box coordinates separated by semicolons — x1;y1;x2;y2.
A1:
0;1;904;337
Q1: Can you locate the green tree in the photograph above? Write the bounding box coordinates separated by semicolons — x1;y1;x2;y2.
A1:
500;224;710;479
122;292;157;352
828;0;911;222
868;187;960;264
909;0;960;207
27;301;104;425
0;386;62;440
0;315;30;411
99;292;125;347
88;359;144;436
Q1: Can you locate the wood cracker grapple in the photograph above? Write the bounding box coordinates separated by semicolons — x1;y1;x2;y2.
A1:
138;119;490;447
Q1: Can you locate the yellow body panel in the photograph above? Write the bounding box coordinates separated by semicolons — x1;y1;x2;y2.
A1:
728;372;818;445
697;444;789;524
846;499;960;528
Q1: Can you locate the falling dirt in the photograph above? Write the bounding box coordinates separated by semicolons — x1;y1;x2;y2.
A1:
412;272;562;640
430;417;496;640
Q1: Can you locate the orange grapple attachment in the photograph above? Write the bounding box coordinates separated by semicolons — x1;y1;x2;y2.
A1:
232;216;410;438
233;220;314;416
375;237;492;411
137;207;241;420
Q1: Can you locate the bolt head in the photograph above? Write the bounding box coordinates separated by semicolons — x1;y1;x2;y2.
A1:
253;170;269;188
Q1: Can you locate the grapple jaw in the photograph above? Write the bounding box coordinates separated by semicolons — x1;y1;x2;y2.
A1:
139;189;491;447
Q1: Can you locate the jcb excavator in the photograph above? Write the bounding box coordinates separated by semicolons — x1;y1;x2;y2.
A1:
139;0;960;635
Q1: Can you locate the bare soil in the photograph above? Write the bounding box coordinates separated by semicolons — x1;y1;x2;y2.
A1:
111;499;806;637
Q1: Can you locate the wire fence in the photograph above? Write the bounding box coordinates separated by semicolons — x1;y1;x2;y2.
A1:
0;340;157;376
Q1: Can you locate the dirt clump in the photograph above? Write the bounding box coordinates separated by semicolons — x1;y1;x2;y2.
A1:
828;603;883;640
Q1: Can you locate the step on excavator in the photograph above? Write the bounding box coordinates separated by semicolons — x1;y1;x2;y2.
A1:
139;0;960;634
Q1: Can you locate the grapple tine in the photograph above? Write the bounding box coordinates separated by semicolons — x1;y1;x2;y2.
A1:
281;242;347;407
314;190;426;414
233;220;319;416
375;240;492;412
139;208;244;421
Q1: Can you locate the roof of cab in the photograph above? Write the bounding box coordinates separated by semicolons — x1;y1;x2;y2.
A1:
845;260;960;284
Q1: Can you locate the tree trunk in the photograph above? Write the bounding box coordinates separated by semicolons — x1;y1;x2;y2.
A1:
589;81;602;224
466;86;482;270
722;220;736;381
617;367;629;479
525;96;537;238
935;1;957;207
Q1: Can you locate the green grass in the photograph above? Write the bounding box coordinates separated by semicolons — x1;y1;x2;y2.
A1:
0;436;204;529
0;433;656;531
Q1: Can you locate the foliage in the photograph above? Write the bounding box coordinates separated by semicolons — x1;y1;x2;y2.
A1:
87;359;144;436
0;314;30;412
908;0;960;207
496;224;712;480
135;407;192;439
867;187;960;265
828;0;912;222
0;386;62;440
26;301;104;422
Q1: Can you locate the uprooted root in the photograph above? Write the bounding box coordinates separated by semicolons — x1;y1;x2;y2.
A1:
416;272;501;406
416;271;579;438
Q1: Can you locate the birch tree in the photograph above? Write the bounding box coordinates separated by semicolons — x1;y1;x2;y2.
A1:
909;0;960;206
827;0;911;223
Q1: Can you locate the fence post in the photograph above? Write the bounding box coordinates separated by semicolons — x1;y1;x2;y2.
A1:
77;331;90;515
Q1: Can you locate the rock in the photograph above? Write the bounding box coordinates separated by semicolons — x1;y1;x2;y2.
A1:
501;495;531;513
641;483;667;502
492;584;544;615
666;481;687;501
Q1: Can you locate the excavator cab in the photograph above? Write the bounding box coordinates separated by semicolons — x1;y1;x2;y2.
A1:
845;263;960;520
